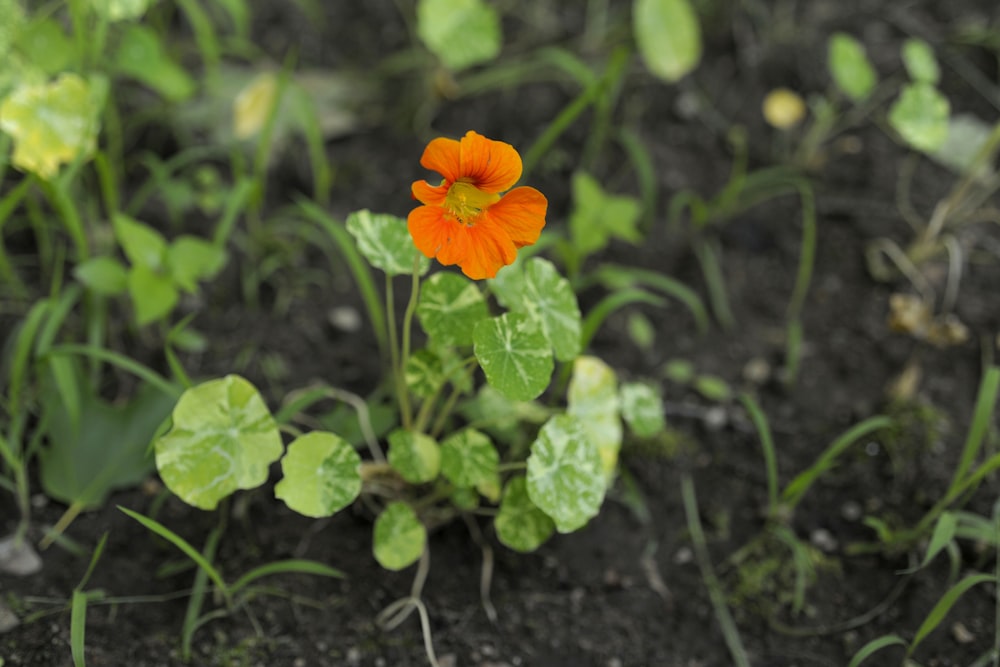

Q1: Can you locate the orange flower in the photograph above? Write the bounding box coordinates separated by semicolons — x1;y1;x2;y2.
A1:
408;130;547;280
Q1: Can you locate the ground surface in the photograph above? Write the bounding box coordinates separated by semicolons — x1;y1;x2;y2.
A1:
3;1;1000;666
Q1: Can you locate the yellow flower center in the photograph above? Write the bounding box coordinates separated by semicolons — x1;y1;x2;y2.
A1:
445;180;500;225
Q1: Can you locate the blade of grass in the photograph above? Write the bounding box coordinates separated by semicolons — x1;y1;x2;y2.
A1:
181;524;222;661
908;572;996;656
739;394;779;517
70;590;89;667
949;366;1000;491
579;288;666;351
781;415;893;510
229;559;345;597
681;474;750;667
295;198;387;360
118;506;230;603
594;264;710;334
46;344;181;399
847;634;907;667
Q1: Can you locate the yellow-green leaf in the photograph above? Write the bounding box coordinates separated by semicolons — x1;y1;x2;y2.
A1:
0;73;102;179
633;0;702;82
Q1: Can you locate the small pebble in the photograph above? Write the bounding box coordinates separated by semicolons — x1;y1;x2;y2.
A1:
0;535;42;576
742;357;771;385
841;501;863;522
328;306;362;332
673;547;694;565
703;406;728;431
810;528;838;553
952;621;975;644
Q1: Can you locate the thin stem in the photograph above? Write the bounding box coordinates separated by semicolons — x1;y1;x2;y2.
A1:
385;277;406;427
399;255;423;430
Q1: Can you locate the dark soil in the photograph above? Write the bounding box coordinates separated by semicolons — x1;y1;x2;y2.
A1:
4;1;1000;666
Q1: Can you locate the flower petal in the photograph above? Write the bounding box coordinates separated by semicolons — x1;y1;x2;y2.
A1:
411;179;449;206
484;186;547;248
408;205;457;258
420;137;461;183
457;217;517;280
458;131;522;193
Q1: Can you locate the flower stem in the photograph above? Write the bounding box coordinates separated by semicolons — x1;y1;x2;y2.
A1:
397;255;423;430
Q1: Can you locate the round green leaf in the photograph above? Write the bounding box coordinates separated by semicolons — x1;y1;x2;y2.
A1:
473;313;554;401
346;209;430;277
621;382;666;438
440;428;498;488
828;33;876;102
74;256;128;295
902;38;939;85
526;414;605;533
416;0;501;71
0;73;102;179
275;432;361;518
387;429;440;483
889;82;950;154
567;356;622;478
404;349;445;399
155;375;282;510
633;0;702;82
521;258;582;362
373;502;426;571
417;272;489;347
495;476;554;553
90;0;150;21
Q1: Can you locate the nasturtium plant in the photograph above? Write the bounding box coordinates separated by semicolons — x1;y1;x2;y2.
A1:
473;313;554;401
0;72;104;179
621;382;666;438
889;83;950;153
404;349;446;398
633;0;702;82
567;356;622;478
439;428;498;489
275;432;362;518
416;0;501;71
526;414;606;533
373;502;426;571
388;429;441;484
828;33;876;102
346;209;431;276
495;476;555;552
155;375;283;511
417;272;488;347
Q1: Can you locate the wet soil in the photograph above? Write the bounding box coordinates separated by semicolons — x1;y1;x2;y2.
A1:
3;1;1000;666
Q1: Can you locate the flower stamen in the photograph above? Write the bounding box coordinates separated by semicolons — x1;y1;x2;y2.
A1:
445;180;500;225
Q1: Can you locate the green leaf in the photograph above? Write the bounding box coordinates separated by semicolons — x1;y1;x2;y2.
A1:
846;635;907;667
0;73;102;179
387;429;440;484
909;573;996;655
526;414;606;533
904;511;958;572
115;24;196;102
275;432;362;518
114;214;167;270
828;33;877;102
416;0;501;71
0;0;26;64
495;476;554;552
569;171;642;258
633;0;702;82
417;271;489;347
404;349;445;399
930;114;998;178
90;0;151;21
127;264;178;326
473;313;554;401
439;428;498;488
373;502;426;571
39;367;175;508
889;82;950;153
567;356;622;478
491;257;582;361
14;19;74;76
74;257;128;295
901;38;939;84
521;258;582;362
459;384;550;445
694;374;732;401
621;382;666;438
346;209;430;277
166;235;227;293
154;375;283;510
